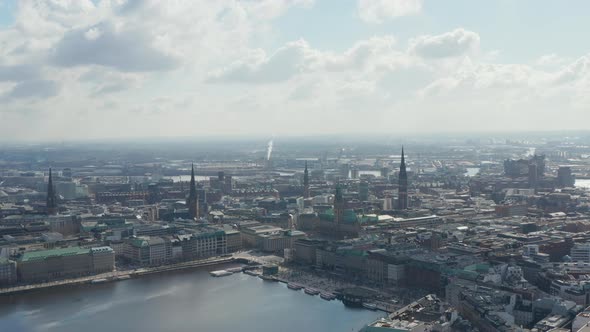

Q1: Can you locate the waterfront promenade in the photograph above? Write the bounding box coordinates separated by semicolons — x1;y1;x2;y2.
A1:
0;256;234;296
1;250;420;314
0;251;281;297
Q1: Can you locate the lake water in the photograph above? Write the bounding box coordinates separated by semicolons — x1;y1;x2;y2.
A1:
0;266;383;332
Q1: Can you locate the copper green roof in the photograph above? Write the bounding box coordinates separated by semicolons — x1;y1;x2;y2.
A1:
337;249;367;257
360;215;379;223
318;208;358;224
342;210;358;223
0;257;13;264
20;247;89;262
464;263;491;273
193;230;225;239
130;238;149;248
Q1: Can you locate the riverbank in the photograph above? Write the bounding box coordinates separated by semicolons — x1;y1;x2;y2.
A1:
0;267;383;332
236;265;406;313
0;256;235;296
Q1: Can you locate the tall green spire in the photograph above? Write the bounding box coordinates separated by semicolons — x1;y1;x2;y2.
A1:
187;163;199;220
46;168;57;215
303;161;310;198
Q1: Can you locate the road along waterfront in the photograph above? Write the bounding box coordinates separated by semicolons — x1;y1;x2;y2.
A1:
0;256;234;296
0;264;384;332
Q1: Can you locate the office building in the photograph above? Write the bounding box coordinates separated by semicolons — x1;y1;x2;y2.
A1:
18;246;115;282
571;243;590;263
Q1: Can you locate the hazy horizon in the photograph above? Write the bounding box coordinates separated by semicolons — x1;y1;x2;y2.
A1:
1;129;590;144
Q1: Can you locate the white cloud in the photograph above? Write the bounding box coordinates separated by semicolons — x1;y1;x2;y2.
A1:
358;0;422;24
207;39;310;83
1;1;590;140
550;55;590;85
409;28;480;58
84;27;102;41
51;21;180;72
535;54;569;67
207;36;403;83
0;64;40;82
2;79;60;100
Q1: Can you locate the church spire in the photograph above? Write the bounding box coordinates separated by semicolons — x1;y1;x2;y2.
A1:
398;147;408;210
190;163;196;194
334;184;344;224
187;163;199;220
400;146;406;171
303;161;310;198
46;168;57;215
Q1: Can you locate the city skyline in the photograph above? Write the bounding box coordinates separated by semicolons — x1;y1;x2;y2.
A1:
0;0;589;141
5;2;590;332
2;131;590;331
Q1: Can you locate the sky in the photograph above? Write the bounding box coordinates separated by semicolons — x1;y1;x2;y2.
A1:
0;0;589;141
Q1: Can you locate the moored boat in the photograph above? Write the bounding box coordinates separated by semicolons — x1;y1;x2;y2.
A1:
304;288;320;295
259;275;278;281
362;302;377;310
287;283;303;290
320;292;336;300
210;270;232;277
90;278;108;284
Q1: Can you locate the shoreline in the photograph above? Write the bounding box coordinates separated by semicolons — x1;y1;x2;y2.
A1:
0;256;237;296
3;252;404;314
237;265;398;313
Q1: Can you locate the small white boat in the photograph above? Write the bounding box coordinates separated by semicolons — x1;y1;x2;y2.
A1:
320;292;336;300
210;270;232;277
362;303;377;310
90;278;108;284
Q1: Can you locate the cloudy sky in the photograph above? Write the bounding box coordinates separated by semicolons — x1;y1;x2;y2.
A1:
0;0;589;141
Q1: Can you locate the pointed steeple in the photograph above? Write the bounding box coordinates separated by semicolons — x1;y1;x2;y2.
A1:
46;168;57;215
398;147;408;210
189;163;196;195
400;146;406;172
334;184;344;224
187;163;199;220
303;161;310;198
335;185;343;203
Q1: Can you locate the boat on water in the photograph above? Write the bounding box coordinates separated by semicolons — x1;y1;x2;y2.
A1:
362;302;378;310
226;267;243;273
320;292;336;300
304;288;320;295
116;275;130;281
259;275;278;281
210;270;232;277
90;278;108;284
287;283;303;290
244;270;259;276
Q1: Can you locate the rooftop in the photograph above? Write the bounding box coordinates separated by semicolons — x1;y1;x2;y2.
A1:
20;246;89;262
